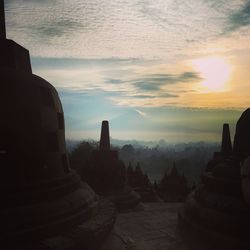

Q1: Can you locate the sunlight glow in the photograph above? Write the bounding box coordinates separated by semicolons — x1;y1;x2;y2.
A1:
192;56;231;92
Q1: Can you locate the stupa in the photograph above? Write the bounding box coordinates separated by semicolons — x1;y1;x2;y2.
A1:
0;1;122;249
158;163;188;202
127;162;160;202
178;109;250;250
238;109;250;206
206;123;232;172
84;121;141;210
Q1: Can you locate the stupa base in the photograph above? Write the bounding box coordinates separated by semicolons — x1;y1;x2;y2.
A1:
178;192;250;250
107;185;141;211
2;198;117;250
134;186;161;202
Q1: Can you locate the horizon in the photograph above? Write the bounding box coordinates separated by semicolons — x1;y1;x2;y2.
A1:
5;0;250;142
66;136;221;149
65;107;242;143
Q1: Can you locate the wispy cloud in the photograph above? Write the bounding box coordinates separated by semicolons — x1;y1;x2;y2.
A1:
130;93;179;99
36;19;82;39
5;0;245;59
4;0;249;142
105;78;124;84
135;109;148;117
226;1;250;32
132;72;201;92
32;56;195;107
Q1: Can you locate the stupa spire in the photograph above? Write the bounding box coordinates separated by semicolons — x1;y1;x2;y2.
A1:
100;120;110;151
0;0;6;38
0;0;32;73
220;123;232;155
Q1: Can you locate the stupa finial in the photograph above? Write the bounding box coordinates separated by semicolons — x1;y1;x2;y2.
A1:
221;123;232;155
0;0;6;38
100;120;110;151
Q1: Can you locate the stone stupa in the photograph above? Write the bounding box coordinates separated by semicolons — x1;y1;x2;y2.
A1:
178;110;250;250
205;123;232;172
126;162;160;202
83;121;141;210
0;1;125;249
159;163;188;202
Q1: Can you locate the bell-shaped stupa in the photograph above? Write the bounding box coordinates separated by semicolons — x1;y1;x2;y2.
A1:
0;2;121;249
178;109;250;250
83;120;141;210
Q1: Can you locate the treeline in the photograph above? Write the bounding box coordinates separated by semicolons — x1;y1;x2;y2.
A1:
68;140;219;186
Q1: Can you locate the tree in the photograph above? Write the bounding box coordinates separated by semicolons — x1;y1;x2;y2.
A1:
69;140;97;176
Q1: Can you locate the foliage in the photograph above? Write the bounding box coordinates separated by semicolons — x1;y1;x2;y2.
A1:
68;140;219;187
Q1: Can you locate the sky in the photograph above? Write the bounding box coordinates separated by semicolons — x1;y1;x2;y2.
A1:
4;0;250;143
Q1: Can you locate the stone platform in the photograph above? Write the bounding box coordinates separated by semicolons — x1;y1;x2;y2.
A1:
112;202;187;250
1;198;117;250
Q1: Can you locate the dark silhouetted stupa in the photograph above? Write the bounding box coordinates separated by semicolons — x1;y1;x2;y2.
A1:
233;109;250;161
206;123;232;172
127;161;134;186
0;2;124;249
83;121;141;210
179;109;250;250
126;162;160;202
158;163;188;202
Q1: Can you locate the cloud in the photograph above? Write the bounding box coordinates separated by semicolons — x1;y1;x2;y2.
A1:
229;1;250;30
135;109;148;117
226;1;250;32
31;57;140;69
130;93;178;99
32;55;199;108
36;20;83;38
133;81;162;91
105;78;124;84
31;53;249;110
160;93;179;98
5;0;245;59
179;72;201;82
130;94;156;99
132;72;200;92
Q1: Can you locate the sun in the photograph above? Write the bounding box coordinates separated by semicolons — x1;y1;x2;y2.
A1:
192;56;231;92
